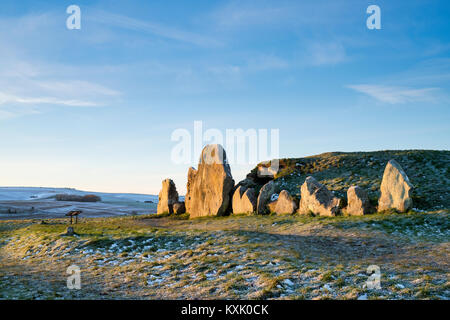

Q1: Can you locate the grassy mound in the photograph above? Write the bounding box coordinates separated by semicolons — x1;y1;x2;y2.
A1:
251;150;450;210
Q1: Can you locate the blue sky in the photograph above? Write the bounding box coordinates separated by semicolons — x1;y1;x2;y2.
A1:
0;0;449;194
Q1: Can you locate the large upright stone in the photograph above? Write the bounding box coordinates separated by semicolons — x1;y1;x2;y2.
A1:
346;186;371;216
256;180;276;214
185;144;235;218
378;160;413;213
232;186;257;214
268;190;297;214
298;176;341;216
157;179;179;214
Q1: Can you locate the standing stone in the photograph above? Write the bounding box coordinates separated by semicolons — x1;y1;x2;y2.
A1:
269;190;297;215
173;202;186;214
256;180;276;214
378;160;413;213
66;227;75;236
346;186;371;216
298;176;341;216
185;144;235;218
61;226;77;236
232;186;257;214
157;179;179;214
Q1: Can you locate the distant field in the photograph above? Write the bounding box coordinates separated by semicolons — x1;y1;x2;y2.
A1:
0;210;448;300
0;187;158;219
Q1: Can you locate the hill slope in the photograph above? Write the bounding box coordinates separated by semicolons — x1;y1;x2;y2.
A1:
247;150;450;210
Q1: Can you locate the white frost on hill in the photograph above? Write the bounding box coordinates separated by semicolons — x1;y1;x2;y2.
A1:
0;187;158;203
0;187;160;219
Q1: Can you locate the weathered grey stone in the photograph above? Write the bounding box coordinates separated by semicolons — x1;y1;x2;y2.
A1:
61;226;77;236
298;176;341;216
346;186;371;216
268;190;297;215
185;144;235;218
256;180;276;214
173;202;186;214
66;227;75;236
378;160;413;213
157;179;179;214
232;186;256;214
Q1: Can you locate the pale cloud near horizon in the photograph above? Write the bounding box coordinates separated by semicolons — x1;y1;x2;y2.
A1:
347;84;440;104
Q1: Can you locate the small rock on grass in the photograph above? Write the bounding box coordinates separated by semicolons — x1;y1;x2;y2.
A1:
61;227;78;237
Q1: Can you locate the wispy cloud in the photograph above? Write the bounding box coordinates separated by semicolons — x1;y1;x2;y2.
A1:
246;55;289;71
207;65;241;76
347;84;440;104
212;2;293;28
384;58;450;86
210;0;359;29
0;61;121;119
307;42;347;66
207;54;288;76
35;80;121;97
0;107;40;120
0;92;100;107
0;34;122;118
89;11;221;47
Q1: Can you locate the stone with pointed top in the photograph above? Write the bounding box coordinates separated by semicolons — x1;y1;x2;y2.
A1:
232;186;257;214
185;144;235;218
378;160;413;213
